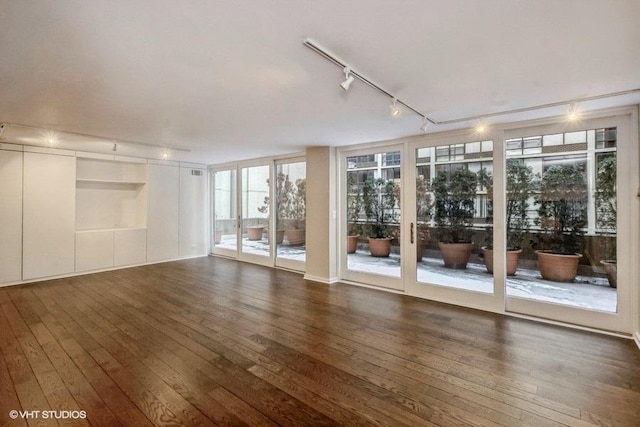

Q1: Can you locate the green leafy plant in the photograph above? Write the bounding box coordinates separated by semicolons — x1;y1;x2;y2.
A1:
535;163;587;255
291;177;306;229
432;168;477;243
595;155;616;232
362;178;398;238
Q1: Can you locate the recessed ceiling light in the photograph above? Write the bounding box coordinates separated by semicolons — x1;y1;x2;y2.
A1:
567;103;580;122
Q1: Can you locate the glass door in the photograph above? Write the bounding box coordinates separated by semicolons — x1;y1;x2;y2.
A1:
212;168;238;257
274;159;306;271
239;164;273;265
504;115;635;333
341;145;403;290
405;134;503;312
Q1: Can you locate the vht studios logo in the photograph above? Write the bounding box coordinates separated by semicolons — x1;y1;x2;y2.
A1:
9;410;87;420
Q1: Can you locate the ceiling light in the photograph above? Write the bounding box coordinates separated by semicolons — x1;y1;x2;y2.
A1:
389;98;401;118
161;151;169;160
475;122;488;134
420;116;429;132
567;103;580;122
113;143;118;152
340;67;354;91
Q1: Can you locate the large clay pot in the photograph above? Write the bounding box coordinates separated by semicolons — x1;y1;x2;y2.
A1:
416;237;430;262
438;242;473;269
482;247;522;276
347;235;359;254
600;260;617;288
246;226;264;241
275;229;285;244
536;250;582;282
285;229;305;245
368;237;392;257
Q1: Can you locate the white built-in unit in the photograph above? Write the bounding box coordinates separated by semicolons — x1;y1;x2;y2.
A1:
23;149;76;280
179;165;208;257
0;145;23;284
75;154;148;272
147;162;180;262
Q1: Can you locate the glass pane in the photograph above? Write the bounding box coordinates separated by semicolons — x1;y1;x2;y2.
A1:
346;151;401;278
275;162;306;262
214;169;236;250
241;165;270;257
506;128;617;312
416;144;494;293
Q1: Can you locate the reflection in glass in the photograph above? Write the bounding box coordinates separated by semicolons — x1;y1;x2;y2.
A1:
214;169;237;250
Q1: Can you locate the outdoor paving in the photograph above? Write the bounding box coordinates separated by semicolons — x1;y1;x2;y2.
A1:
215;236;617;313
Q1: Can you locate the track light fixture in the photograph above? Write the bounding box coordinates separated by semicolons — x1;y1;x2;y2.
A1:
389;98;401;118
340;67;355;91
304;38;640;133
420;116;429;132
113;143;118;152
567;103;580;122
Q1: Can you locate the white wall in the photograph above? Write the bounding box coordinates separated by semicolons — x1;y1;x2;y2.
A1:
147;162;181;262
0;148;23;283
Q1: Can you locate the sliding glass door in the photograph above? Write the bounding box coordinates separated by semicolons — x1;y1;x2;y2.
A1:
212;169;237;257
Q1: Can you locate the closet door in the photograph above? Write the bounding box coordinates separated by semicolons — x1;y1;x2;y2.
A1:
0;149;23;283
147;163;180;262
23;151;76;280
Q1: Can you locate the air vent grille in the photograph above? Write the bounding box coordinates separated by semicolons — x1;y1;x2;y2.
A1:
191;169;203;176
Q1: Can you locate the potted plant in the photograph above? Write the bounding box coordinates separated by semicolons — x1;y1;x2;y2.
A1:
284;178;306;245
362;177;398;257
432;168;477;268
415;175;432;262
346;172;363;254
481;161;538;275
534;163;588;282
595;155;616;287
257;173;292;243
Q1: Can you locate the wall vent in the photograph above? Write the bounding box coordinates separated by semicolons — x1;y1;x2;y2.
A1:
191;169;203;176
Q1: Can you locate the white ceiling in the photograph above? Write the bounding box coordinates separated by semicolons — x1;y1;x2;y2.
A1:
1;0;639;164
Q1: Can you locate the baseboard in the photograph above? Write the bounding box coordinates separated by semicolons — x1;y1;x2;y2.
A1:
0;253;208;288
634;332;640;350
303;274;340;285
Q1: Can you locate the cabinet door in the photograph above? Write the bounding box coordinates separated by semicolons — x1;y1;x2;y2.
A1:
0;150;23;283
23;152;76;279
147;163;180;262
76;230;114;272
114;228;147;266
179;167;207;257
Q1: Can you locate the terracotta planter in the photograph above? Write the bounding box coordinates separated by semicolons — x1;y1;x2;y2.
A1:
246;226;264;241
482;247;522;276
536;250;582;282
347;235;359;254
285;228;305;245
214;229;223;245
600;260;617;288
368;237;392;257
275;229;285;244
438;242;473;269
416;237;430;262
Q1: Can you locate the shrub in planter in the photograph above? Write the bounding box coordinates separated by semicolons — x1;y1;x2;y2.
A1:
480;161;538;275
534;163;588;282
432;168;477;268
362;177;398;257
284;178;306;245
415;175;432;262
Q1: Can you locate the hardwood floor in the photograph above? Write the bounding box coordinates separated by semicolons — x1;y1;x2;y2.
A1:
1;257;639;426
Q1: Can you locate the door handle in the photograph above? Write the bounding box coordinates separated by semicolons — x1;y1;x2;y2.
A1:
410;222;414;244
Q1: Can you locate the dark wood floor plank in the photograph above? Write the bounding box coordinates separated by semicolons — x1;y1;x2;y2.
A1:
0;256;639;427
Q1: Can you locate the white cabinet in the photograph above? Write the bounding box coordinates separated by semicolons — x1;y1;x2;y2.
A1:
114;228;146;266
179;166;207;257
75;156;148;272
147;163;180;262
76;230;114;272
23;151;76;280
0;149;23;283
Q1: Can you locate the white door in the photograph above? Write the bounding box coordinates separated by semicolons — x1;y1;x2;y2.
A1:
0;149;23;283
23;151;76;280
